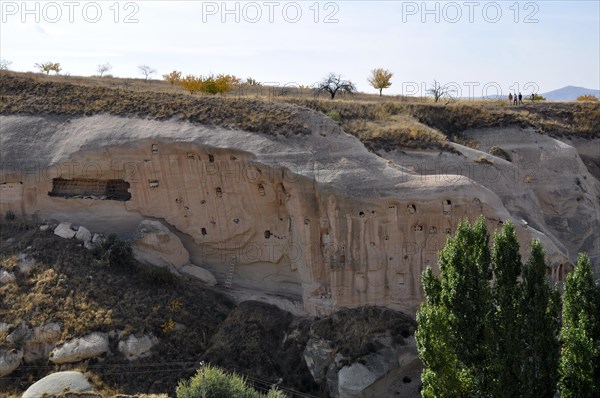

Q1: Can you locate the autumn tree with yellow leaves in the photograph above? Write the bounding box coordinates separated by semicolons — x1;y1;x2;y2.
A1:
368;68;393;96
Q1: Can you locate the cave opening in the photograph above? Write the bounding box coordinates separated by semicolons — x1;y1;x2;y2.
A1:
49;178;131;201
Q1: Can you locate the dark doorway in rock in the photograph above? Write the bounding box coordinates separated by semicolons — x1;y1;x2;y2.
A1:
49;178;131;201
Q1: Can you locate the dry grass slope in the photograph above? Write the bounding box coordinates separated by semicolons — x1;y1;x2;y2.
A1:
1;71;598;152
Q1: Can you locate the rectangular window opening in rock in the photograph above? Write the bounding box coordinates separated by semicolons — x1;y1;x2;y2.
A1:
48;178;131;201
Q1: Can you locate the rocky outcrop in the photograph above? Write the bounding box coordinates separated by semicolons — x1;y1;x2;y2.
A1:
304;307;420;397
132;220;190;270
1;112;597;315
22;371;95;398
118;334;158;360
49;332;109;364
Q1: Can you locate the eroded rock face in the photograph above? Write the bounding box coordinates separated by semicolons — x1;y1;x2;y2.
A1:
1;114;596;315
49;332;109;364
132;220;190;270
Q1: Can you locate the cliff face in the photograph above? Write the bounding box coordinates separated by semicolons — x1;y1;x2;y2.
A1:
3;109;595;316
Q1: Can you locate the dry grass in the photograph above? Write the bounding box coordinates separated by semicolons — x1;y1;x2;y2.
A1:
0;220;234;396
0;72;312;137
1;70;598;154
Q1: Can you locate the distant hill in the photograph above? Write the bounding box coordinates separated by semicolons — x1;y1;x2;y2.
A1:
542;86;600;101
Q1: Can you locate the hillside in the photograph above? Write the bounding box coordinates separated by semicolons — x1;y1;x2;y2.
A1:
0;220;420;397
542;85;600;101
2;72;599;148
1;71;599;397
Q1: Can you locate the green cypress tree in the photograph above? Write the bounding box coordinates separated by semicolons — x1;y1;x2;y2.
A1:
489;221;524;397
519;240;561;398
558;253;600;398
416;216;492;397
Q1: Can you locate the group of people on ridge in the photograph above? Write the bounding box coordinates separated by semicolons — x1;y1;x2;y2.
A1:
509;92;536;105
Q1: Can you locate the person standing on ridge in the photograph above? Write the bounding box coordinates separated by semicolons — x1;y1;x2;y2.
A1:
518;92;523;104
508;92;513;104
514;93;518;105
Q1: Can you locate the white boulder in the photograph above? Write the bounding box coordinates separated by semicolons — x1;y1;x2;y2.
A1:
180;264;217;286
49;332;109;364
75;226;92;242
118;334;159;360
54;222;76;239
132;220;190;270
0;269;15;285
22;371;94;398
17;252;36;274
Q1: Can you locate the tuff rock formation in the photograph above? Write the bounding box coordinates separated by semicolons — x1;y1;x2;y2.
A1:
1;113;598;316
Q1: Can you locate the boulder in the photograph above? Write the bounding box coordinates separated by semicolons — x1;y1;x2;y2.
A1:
54;222;76;239
304;338;335;383
18;252;36;274
6;322;31;345
23;323;63;363
22;371;94;398
131;220;190;270
49;332;109;364
75;226;92;243
39;224;49;231
0;269;15;284
118;334;159;360
24;342;56;364
91;233;105;246
0;348;23;377
338;362;380;398
180;264;217;286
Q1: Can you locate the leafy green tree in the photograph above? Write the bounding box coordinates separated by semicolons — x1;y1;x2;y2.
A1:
489;221;524;397
416;216;492;397
559;253;600;398
519;240;561;398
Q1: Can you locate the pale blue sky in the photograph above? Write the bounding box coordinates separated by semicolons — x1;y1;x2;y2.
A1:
1;1;598;95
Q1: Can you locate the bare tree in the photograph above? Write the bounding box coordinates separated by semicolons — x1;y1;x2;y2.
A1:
318;73;357;99
427;79;454;103
97;63;112;77
138;65;156;80
0;59;12;70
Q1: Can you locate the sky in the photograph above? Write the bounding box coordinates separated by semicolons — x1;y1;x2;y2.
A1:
1;0;599;96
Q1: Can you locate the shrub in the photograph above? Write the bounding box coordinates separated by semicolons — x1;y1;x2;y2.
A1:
326;110;341;122
93;234;135;271
577;95;599;102
177;364;285;398
140;264;177;287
